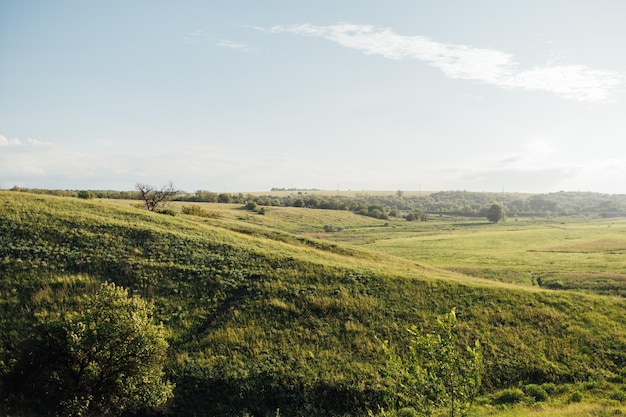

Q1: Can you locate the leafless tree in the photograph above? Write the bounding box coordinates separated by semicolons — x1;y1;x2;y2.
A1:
135;181;179;211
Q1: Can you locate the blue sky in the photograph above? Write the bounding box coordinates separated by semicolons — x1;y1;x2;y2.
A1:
2;1;626;193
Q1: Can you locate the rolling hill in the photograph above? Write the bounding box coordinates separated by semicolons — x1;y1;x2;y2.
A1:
1;192;625;416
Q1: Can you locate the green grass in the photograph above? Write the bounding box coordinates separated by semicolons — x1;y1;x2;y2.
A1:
1;192;625;416
358;216;626;296
475;403;626;417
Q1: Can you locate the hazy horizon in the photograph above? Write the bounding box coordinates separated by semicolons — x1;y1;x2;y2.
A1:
4;185;624;197
2;1;626;194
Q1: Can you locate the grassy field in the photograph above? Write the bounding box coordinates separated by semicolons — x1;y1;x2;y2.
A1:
1;192;625;416
360;216;626;297
167;202;626;297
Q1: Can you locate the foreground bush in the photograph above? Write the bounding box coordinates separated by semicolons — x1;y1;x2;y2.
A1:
4;282;173;416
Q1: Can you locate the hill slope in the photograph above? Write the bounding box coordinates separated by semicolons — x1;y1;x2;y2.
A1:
1;192;625;416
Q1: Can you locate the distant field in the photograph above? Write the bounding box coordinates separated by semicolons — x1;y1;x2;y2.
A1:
164;201;626;297
356;216;626;297
245;189;437;198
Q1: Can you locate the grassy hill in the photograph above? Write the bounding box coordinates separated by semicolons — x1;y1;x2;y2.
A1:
1;192;625;416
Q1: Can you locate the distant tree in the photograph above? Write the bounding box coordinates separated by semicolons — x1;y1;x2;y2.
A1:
193;190;218;202
217;193;232;203
9;282;173;416
77;190;95;199
486;204;505;223
136;181;178;211
305;197;320;208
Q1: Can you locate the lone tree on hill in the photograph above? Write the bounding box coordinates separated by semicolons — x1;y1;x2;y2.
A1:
136;181;178;211
486;204;505;223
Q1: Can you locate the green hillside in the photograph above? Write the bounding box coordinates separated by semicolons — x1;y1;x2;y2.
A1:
1;192;625;416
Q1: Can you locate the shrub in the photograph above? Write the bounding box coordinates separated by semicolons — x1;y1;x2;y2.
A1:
157;208;176;216
182;205;203;216
245;201;258;211
610;390;626;402
493;388;525;405
382;309;483;417
524;384;549;402
217;193;231;203
181;205;220;218
540;382;558;395
77;190;95;199
569;390;584;403
8;283;173;416
397;407;419;417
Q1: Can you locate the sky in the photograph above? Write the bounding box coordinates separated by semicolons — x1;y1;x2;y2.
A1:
2;1;626;194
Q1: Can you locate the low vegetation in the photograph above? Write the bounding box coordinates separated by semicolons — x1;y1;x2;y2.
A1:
1;191;625;416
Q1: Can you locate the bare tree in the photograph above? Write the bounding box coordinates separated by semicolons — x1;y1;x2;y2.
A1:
135;181;178;211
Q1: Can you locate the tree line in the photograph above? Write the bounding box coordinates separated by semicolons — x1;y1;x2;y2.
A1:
178;189;626;218
8;186;626;218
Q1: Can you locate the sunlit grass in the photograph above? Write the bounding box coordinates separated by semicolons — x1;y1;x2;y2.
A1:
361;217;626;294
475;402;626;417
1;191;625;416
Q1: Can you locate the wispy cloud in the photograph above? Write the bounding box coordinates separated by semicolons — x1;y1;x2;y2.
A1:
182;30;211;44
214;38;252;52
267;23;625;102
183;30;256;52
0;135;51;147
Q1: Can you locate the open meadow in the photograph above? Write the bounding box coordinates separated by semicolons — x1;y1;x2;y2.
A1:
165;200;626;297
360;216;626;297
1;191;625;416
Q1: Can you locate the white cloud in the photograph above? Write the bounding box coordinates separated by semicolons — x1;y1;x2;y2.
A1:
0;134;51;147
505;65;624;102
183;30;256;52
214;38;251;52
267;23;625;102
0;135;22;146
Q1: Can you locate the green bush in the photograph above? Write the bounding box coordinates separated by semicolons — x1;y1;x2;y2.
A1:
524;384;549;402
397;407;419;417
610;390;626;402
540;382;558;395
181;205;220;218
157;208;176;216
493;388;525;404
323;225;344;233
569;390;584;403
616;367;626;384
77;190;95;199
